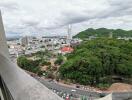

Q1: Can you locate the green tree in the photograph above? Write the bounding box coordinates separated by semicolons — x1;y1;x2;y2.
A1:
17;56;41;74
59;38;132;86
54;56;64;65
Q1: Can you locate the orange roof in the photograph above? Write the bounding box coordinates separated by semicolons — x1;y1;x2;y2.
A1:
61;46;74;52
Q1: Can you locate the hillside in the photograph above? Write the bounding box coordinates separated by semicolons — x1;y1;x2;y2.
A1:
59;38;132;87
74;28;132;39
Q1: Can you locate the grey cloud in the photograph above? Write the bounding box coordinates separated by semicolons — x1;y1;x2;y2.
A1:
0;1;19;11
56;0;132;28
22;21;39;27
2;0;132;37
95;0;132;18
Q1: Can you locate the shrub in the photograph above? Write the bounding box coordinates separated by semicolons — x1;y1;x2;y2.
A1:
54;56;64;65
40;60;51;66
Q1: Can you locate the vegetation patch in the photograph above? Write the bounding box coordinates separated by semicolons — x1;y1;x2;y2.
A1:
74;28;132;39
59;38;132;86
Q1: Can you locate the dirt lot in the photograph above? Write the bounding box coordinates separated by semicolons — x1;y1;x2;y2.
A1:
108;83;132;92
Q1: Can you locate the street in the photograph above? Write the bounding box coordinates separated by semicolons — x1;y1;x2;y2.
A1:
34;77;101;99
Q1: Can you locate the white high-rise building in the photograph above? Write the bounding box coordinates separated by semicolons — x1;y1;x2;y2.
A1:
67;24;72;40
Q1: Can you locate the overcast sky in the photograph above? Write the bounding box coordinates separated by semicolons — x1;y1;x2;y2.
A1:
1;0;132;37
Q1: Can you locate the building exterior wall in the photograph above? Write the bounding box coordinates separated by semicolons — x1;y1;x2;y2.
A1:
21;36;28;46
0;11;9;58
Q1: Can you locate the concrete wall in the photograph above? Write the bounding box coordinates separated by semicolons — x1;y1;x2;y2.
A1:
96;94;112;100
112;92;132;100
0;11;9;58
96;92;132;100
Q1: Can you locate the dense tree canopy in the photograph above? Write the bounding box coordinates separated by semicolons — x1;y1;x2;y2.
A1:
59;38;132;86
17;56;41;73
74;28;132;39
35;50;52;60
17;51;54;76
54;55;64;65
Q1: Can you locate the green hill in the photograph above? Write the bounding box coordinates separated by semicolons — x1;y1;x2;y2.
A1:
59;38;132;87
74;28;132;39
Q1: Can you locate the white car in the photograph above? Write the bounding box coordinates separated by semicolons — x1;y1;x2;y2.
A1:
71;89;76;92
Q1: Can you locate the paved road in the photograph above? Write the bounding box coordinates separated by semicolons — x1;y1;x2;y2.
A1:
34;77;101;99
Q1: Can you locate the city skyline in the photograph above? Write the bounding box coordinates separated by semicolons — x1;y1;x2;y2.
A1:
1;0;132;37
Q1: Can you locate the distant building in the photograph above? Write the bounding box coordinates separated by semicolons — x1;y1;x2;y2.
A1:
117;37;132;40
70;38;82;47
9;48;17;58
88;36;97;40
109;32;113;38
20;36;28;46
60;46;74;55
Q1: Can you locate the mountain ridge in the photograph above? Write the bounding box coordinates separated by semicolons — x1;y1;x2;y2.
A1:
74;28;132;39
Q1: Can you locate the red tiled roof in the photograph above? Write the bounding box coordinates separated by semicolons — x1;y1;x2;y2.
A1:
61;46;74;52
